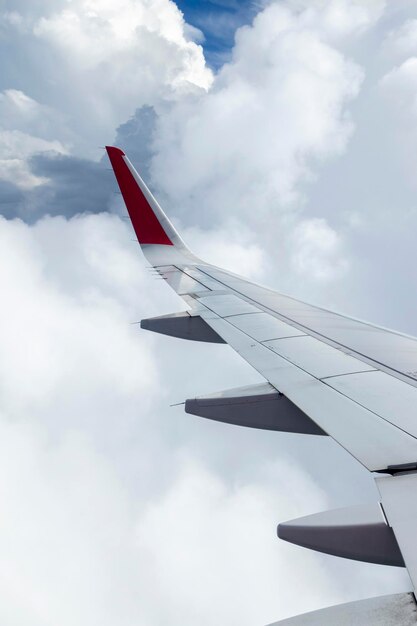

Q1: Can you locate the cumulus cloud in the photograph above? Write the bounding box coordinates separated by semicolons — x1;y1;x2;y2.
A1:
378;56;417;181
113;105;158;183
256;0;386;44
0;213;407;625
152;2;363;218
0;131;64;189
290;218;348;282
0;214;158;417
0;89;65;140
380;56;417;116
0;90;68;189
3;0;211;152
0;0;213;197
2;1;417;623
143;0;369;292
384;18;417;57
183;222;267;278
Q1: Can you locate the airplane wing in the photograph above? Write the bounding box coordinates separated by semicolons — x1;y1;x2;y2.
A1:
106;146;417;624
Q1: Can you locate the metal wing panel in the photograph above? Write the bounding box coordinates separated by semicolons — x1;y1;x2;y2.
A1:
196;265;417;383
155;266;417;470
199;313;417;471
264;335;376;379
160;270;210;295
326;371;417;441
226;312;306;341
196;294;260;317
376;474;417;593
268;593;417;625
146;262;417;471
179;267;222;290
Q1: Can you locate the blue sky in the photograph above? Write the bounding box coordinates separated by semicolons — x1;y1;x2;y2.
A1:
176;0;259;67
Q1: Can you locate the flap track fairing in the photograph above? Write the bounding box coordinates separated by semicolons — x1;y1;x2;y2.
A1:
185;383;326;434
278;504;404;567
140;311;225;343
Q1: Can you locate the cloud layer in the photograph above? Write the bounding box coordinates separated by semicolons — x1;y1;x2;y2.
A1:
0;213;408;625
2;0;417;623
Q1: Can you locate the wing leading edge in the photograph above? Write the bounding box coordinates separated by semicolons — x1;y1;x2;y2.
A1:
106;146;417;622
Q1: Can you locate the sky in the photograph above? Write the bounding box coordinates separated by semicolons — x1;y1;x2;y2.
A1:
1;0;417;624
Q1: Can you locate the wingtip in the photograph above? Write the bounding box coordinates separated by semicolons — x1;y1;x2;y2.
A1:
105;146;125;157
105;144;176;247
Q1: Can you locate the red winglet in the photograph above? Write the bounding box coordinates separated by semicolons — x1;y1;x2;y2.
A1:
106;146;173;246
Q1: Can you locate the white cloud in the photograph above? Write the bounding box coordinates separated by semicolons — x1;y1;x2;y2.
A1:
150;0;364;278
1;0;215;195
384;18;417;57
0;90;68;189
276;0;386;41
290;218;349;281
378;57;417;178
0;129;66;189
0;214;159;416
0;212;406;625
3;1;417;622
0;90;66;140
183;222;267;278
31;0;211;148
0;11;23;27
380;56;417;110
0;419;331;626
135;456;333;625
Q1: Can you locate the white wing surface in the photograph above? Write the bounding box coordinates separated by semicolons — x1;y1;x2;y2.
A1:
106;146;417;622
